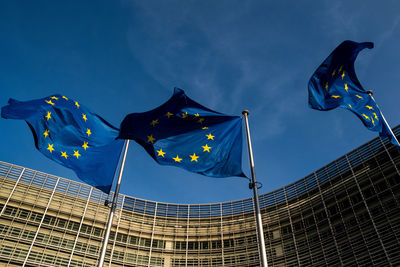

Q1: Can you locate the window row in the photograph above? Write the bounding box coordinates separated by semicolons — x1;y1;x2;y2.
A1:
0;244;93;267
1;205;165;249
173;234;257;251
0;223;165;266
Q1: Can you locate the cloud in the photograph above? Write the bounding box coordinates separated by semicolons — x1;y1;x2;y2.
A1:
376;15;400;47
124;2;308;131
124;1;400;140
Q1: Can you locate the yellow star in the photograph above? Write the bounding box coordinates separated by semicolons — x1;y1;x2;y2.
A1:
373;113;378;120
43;129;50;138
45;100;55;106
371;117;375;126
45;111;51;121
195;113;200;117
197;118;205;124
362;114;370;120
338;65;343;72
61;151;68;159
165;112;173;118
202;127;209;130
202;144;212;152
173;155;182;162
348;104;352;109
341;72;345;79
75;101;80;109
62;96;68;100
73;150;81;159
147;134;156;144
86;128;92;136
82;114;87;122
47;143;54;153
206;133;215;140
182;112;188;119
190;153;199;162
344;83;348;91
356;95;363;99
51;96;59;100
331;95;341;99
332;69;336;76
150;119;159;127
82;142;89;150
365;105;374;110
157;149;166;157
325;82;329;90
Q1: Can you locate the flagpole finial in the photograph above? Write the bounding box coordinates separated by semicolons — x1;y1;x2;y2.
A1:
242;110;250;116
367;90;373;96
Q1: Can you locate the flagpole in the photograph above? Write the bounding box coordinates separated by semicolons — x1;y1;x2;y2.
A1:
367;91;400;146
97;139;130;267
242;110;268;267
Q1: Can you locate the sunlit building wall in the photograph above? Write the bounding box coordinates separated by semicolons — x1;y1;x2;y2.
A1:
1;126;400;266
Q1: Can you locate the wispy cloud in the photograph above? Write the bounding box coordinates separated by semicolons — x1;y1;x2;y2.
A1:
376;15;400;47
123;1;400;141
124;1;311;138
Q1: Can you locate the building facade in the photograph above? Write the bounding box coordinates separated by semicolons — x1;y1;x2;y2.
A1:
1;127;400;267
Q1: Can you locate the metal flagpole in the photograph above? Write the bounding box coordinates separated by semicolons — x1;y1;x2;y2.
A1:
97;139;130;267
367;91;400;146
242;110;268;267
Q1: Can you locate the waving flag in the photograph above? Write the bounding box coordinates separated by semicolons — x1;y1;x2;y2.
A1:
308;40;400;147
1;95;124;193
118;88;245;178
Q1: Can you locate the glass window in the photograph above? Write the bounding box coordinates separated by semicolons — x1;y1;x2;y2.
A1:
125;252;136;262
129;236;137;245
0;224;10;235
13;248;28;259
21;230;35;240
67;221;80;232
61;239;74;249
10;227;21;237
18;210;29;219
31;212;43;222
50;236;61;246
116;233;127;242
93;227;102;237
57;218;67;228
43;215;56;225
88;244;98;254
0;245;13;257
4;206;16;216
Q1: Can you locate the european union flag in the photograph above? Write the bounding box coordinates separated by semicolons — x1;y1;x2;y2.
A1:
308;40;400;147
1;95;124;193
118;88;245;178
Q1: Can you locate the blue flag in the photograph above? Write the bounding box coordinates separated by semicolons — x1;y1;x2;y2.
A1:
1;95;124;193
308;40;400;147
118;88;245;178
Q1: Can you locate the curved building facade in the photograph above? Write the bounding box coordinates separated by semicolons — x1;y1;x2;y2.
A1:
1;126;400;266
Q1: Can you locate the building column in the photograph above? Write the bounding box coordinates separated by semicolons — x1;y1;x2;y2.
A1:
345;154;392;266
68;187;93;266
22;176;60;266
0;167;25;216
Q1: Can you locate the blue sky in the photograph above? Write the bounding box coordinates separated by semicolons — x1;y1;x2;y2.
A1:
1;1;400;204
